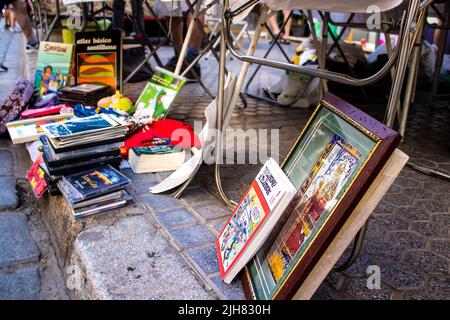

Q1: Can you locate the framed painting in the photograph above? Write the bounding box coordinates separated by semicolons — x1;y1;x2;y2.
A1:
241;93;401;300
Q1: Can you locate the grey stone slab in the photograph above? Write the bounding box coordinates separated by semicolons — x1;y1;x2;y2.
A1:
405;251;448;274
140;193;182;212
0;176;18;210
429;276;450;297
413;221;449;238
0;151;13;176
346;278;392;300
72;215;214;300
210;275;246;300
381;262;424;290
187;245;219;275
389;232;427;249
156;208;199;229
0;267;40;300
192;203;231;220
170;224;216;248
0;213;40;267
181;185;219;204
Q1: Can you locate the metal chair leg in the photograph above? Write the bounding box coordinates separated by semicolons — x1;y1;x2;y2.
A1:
333;222;368;272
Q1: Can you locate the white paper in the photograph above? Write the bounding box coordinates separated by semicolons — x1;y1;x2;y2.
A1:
26;140;43;163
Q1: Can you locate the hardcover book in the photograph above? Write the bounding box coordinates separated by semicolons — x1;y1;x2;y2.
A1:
216;158;296;284
35;42;74;97
133;67;186;122
74;30;122;94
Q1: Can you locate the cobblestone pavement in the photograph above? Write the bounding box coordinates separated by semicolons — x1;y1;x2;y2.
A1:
123;43;450;300
0;28;68;300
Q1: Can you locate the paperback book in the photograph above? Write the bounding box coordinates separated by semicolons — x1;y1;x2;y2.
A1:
74;30;122;94
35;42;74;97
133;67;186;122
128;145;185;173
216;158;297;284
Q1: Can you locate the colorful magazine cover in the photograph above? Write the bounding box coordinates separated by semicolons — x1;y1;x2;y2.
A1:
133;67;186;122
132;145;182;155
35;42;74;97
217;160;290;277
74;30;122;94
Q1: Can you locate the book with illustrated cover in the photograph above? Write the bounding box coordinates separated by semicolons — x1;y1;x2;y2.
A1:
6;114;74;144
57;165;131;204
216;158;297;284
35;42;74;97
133;67;186;122
128;145;185;173
74;30;122;94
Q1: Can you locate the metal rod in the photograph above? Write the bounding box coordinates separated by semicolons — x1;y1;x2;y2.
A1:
385;0;421;127
384;31;402;122
334;222;368;272
215;0;236;208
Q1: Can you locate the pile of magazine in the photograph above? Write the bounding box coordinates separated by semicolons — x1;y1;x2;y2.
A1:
39;114;128;195
57;165;132;219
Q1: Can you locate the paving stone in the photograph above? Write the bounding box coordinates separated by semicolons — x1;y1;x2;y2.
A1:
431;240;450;258
0;176;18;210
140;193;182;212
431;213;450;224
192;203;231;220
0;138;9;149
373;200;396;214
156;208;199;229
403;188;433;200
414;200;447;213
429;276;450;297
186;245;219;275
72;216;213;299
389;232;427;249
209;217;229;234
346;278;392;300
181;185;220;204
170;224;216;248
0;267;40;300
0;213;40;267
343;254;378;278
370;215;410;231
404;251;448;273
363;241;403;261
210;275;245;300
413;221;449;238
0;151;13;176
311;283;337;300
383;193;415;207
423;181;450;194
381;262;424;290
397;207;430;221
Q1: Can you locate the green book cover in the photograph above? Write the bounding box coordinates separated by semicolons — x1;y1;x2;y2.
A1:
133;67;186;121
35;42;74;97
133;145;182;156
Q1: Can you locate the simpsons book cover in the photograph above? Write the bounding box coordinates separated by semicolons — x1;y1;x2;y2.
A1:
35;42;74;97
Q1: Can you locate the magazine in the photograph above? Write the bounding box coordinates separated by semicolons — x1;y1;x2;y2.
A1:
216;158;296;284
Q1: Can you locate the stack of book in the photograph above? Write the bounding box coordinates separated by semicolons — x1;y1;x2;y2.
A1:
39;114;128;191
57;165;132;219
57;84;110;106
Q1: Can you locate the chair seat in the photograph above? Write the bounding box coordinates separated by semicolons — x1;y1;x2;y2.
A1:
230;0;405;14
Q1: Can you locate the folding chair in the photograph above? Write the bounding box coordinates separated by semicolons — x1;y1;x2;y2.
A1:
208;0;434;272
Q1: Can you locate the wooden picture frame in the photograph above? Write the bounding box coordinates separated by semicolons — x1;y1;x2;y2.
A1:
241;93;402;300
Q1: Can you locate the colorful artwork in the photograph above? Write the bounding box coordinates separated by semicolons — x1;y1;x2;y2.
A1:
266;135;360;282
76;52;117;91
75;31;122;94
35;42;74;97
